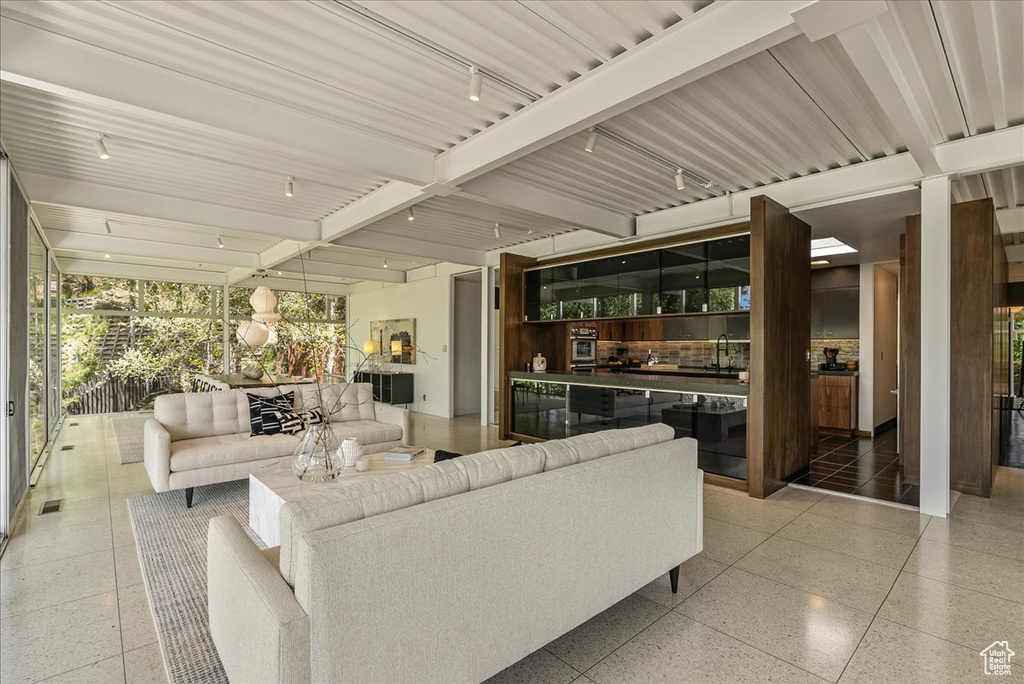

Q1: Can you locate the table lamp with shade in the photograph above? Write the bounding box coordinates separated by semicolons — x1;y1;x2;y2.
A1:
362;340;376;371
391;339;403;371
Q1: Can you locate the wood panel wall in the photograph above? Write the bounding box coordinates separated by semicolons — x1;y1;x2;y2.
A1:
901;199;1003;496
498;252;567;439
949;199;998;496
748;195;811;499
899;225;921;483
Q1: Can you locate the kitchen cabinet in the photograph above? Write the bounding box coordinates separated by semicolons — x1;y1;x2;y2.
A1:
522;233;750;322
624;318;663;341
811;286;859;339
819;373;858;435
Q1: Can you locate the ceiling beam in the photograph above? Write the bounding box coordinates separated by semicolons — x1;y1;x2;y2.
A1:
230;274;352;297
332;231;486;267
0;20;433;184
834;14;942;176
275;257;406;284
319;180;459;242
936;125;1024;176
19;172;319;241
57;257;226;285
432;0;815;186
997;207;1024;236
458;175;635;239
45;229;258;268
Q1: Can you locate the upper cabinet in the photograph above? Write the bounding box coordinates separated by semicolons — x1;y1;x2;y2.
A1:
524;234;751;322
810;266;859;340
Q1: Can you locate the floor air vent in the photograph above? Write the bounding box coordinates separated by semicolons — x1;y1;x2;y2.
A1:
39;500;63;515
61;444;75;451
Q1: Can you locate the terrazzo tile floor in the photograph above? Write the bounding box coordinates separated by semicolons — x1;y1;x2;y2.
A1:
2;413;1022;683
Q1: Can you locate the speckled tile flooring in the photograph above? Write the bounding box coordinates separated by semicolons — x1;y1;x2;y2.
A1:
2;414;1022;683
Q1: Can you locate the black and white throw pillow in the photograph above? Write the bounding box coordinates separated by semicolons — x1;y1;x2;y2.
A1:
262;408;305;436
247;392;294;436
299;407;325;427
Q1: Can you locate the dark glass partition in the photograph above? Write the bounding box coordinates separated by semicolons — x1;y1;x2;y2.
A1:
511;379;748;480
524;233;750;322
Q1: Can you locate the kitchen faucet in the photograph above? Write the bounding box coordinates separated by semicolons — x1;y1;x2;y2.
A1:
714;333;730;373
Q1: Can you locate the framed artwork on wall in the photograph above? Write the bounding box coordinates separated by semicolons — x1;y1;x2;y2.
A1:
371;318;416;364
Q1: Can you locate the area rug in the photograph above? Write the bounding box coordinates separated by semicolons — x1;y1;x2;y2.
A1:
128;480;260;684
111;411;153;464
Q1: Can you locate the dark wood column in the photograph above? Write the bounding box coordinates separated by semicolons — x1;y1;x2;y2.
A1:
747;195;811;498
899;223;921;483
901;198;1004;497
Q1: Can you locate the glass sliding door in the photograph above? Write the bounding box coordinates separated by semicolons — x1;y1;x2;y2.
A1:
28;224;47;468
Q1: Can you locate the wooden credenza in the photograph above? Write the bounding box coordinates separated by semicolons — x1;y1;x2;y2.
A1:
819;373;858;436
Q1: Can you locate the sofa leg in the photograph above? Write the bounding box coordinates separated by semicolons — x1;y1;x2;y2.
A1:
669;565;680;594
185;487;194;509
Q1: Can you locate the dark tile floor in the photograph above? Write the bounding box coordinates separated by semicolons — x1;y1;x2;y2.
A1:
791;427;921;505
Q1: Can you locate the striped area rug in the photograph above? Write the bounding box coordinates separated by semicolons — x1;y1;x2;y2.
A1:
111;411;152;464
128;481;259;684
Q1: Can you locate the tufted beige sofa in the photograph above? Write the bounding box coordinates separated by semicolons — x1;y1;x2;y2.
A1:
144;382;408;507
207;424;703;684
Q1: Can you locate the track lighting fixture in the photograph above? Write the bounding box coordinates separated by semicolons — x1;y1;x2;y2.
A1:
104;253;111;259
468;65;482;102
703;181;714;189
104;221;112;235
95;136;110;160
285;176;294;197
383;257;388;269
217;236;225;248
584;129;598;154
407;207;415;221
494;223;501;239
675;169;685;191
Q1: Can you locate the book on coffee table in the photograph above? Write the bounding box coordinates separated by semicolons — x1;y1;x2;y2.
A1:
384;446;426;461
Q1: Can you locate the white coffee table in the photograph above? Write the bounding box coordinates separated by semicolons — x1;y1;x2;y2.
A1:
248;448;435;547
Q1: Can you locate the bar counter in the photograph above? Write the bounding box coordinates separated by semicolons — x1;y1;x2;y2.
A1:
508;369;749;397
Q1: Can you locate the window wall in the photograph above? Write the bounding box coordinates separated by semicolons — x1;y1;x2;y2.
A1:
61;278;346;413
228;286;346;379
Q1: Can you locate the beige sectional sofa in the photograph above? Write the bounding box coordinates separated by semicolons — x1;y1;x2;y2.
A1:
207;423;703;684
144;382;408;507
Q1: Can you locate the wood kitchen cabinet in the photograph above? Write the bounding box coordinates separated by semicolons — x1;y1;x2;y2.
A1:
818;373;858;436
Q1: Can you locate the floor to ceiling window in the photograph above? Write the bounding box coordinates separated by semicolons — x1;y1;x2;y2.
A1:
28;225;47;465
59;278;347;414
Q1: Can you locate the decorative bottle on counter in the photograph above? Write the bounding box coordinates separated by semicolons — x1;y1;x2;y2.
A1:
532;352;547;372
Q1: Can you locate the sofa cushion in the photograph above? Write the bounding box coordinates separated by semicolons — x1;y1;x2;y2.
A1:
541;424;676;471
169;432;299;472
452;444;546;490
155;391;255;441
295;383;376;423
328;420;402;446
399;460;470;502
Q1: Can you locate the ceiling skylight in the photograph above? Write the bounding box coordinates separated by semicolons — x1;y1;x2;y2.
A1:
811;237;857;258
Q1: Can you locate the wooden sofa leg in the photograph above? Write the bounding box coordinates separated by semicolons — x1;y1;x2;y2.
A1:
185;487;194;509
669;565;680;594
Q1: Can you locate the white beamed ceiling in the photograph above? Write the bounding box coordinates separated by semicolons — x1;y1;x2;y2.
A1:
2;0;1022;284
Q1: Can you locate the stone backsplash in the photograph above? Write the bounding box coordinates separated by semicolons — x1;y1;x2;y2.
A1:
597;340;751;369
810;338;859;369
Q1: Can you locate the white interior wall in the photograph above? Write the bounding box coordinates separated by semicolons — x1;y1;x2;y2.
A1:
347;273;454;418
873;265;899;427
454;277;482;416
858;265;874;433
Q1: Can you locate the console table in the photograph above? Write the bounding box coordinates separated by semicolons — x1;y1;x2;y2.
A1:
354;371;414;405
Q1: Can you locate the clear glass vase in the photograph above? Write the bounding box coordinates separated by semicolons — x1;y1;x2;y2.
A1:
291;423;341;482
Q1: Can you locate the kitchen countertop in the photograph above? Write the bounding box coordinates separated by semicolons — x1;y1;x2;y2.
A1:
509;369;749;397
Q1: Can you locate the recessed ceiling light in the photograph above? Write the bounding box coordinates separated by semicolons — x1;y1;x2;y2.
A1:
811;237;857;258
810;259;831;266
104;253;111;259
277;271;282;276
94;137;110;160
